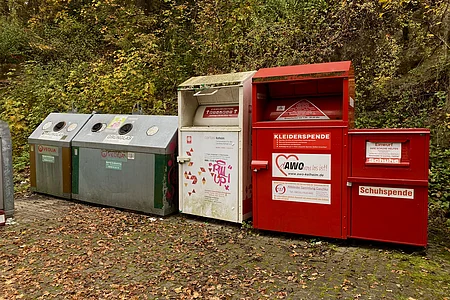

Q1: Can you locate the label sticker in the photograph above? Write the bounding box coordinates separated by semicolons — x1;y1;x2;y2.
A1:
257;93;267;100
273;181;331;204
106;161;122;170
276;105;285;112
107;116;128;130
359;186;414;199
203;106;239;118
0;214;5;223
101;150;128;162
273;132;331;150
180;131;239;220
37;145;59;156
276;99;330;120
39;131;66;141
272;153;331;180
350;97;355;108
103;134;133;145
366;142;401;164
127;152;135;160
42;155;55;163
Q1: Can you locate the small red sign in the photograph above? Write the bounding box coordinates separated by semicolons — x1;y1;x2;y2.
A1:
203;106;239;118
273;132;331;150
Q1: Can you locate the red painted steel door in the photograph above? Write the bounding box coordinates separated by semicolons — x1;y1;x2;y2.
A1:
348;129;429;246
252;127;346;239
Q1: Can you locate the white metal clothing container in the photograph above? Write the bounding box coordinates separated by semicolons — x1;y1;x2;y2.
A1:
177;71;255;223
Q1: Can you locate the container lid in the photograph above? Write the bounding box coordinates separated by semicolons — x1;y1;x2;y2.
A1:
178;71;255;90
253;61;353;83
71;114;178;154
28;113;93;147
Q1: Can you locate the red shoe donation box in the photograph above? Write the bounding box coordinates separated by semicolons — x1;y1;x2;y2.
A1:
251;61;430;246
348;129;429;246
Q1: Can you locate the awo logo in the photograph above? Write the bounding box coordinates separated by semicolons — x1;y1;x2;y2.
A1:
37;145;58;156
272;153;331;180
276;154;305;176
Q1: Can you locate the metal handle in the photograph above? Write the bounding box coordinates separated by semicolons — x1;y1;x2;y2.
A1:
194;89;218;97
177;157;191;164
251;160;269;172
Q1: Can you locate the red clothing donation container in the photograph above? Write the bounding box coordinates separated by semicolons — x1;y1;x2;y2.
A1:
348;129;430;246
251;61;355;239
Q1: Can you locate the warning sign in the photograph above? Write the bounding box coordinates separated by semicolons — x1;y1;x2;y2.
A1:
273;132;331;150
276;99;330;120
203;106;239;118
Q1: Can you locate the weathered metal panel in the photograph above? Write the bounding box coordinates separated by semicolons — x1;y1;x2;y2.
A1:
0;121;14;216
71;114;178;154
28;113;92;199
71;114;178;216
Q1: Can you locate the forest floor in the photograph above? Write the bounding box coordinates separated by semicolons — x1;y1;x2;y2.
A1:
1;193;450;300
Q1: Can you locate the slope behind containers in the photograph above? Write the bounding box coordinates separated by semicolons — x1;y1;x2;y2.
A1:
28;113;92;199
177;71;255;223
71;114;178;216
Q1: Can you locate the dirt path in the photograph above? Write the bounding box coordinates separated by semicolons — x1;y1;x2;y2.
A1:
1;194;450;299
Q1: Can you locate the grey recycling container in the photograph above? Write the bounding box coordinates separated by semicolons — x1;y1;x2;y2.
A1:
0;120;14;217
28;113;93;199
71;114;178;216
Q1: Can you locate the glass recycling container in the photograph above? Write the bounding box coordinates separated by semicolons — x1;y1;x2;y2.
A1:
71;114;178;216
251;61;355;238
177;71;255;223
28;113;93;199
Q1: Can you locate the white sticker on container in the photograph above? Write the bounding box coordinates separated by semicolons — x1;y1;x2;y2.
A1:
107;116;128;130
366;142;401;164
127;152;135;160
0;214;5;224
272;153;331;180
273;181;331;204
359;186;414;199
103;134;133;145
40;131;66;140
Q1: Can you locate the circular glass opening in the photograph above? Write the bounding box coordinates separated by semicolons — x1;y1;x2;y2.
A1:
91;122;106;132
53;121;66;132
119;123;133;135
146;126;159;136
67;123;78;132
